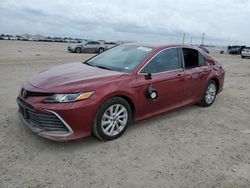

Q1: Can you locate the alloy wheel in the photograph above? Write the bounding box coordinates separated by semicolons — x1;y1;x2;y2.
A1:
205;83;216;104
101;104;128;136
99;48;104;53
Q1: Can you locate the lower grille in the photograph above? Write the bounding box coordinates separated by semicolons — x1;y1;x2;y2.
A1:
17;98;70;134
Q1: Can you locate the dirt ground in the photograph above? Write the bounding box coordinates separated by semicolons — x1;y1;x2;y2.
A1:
0;40;249;188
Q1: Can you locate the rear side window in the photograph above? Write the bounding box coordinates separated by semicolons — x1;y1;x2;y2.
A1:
198;52;206;65
182;48;206;68
141;48;181;74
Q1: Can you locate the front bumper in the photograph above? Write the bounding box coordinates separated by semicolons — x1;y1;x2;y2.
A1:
17;96;97;141
68;46;75;52
17;98;74;140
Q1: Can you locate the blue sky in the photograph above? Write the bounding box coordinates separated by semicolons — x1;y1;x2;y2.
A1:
0;0;249;45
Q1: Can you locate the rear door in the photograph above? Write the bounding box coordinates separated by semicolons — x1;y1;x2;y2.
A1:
181;48;211;102
91;41;100;52
136;47;187;117
85;41;94;52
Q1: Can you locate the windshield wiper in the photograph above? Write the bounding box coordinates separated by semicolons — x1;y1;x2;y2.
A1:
95;65;113;71
84;61;96;67
84;61;113;70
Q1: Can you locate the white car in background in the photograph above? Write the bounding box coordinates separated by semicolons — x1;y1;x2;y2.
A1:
241;47;250;58
68;41;108;54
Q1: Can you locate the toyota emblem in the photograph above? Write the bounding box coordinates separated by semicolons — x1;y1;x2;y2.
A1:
22;89;28;98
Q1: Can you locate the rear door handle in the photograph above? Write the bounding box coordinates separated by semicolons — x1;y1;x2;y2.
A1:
201;68;210;73
203;69;209;73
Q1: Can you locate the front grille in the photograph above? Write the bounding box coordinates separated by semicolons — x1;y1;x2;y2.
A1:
17;98;69;133
21;89;53;97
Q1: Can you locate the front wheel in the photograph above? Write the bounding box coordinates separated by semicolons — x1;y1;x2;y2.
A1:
93;97;131;140
199;80;217;107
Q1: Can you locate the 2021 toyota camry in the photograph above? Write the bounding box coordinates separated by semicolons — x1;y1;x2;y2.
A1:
17;43;225;141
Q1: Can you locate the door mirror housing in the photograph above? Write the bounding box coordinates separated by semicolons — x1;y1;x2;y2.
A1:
145;73;152;80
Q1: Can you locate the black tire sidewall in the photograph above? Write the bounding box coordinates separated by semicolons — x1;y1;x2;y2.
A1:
75;47;81;53
98;48;104;53
200;80;217;107
94;97;131;140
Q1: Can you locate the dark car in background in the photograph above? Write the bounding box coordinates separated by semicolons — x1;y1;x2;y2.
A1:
228;45;246;54
68;40;108;53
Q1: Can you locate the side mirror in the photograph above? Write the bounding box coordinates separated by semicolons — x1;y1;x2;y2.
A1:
145;73;152;80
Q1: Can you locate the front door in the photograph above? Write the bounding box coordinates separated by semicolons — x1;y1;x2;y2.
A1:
136;47;186;118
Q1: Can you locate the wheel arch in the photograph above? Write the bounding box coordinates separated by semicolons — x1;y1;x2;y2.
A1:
96;92;137;120
115;95;135;119
211;77;219;93
75;46;82;52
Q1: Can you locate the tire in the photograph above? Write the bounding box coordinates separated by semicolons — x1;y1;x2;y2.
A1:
199;80;217;107
241;55;245;59
98;48;104;54
93;97;132;141
75;47;82;53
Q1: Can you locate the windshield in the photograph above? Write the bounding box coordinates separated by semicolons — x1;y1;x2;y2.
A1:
85;45;155;72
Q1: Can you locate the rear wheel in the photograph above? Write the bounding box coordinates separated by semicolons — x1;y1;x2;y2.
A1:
93;97;131;140
75;47;82;53
241;55;245;59
199;80;217;107
98;48;104;53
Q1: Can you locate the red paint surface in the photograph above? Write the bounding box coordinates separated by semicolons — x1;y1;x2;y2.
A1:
19;44;225;141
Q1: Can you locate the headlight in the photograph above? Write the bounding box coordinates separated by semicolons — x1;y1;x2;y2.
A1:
44;91;95;103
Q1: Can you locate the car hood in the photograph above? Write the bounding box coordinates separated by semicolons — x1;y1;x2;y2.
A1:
27;62;124;93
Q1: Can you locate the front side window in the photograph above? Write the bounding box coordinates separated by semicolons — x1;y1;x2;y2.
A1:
141;48;181;74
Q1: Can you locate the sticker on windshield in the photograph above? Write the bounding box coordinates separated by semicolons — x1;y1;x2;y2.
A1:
137;46;152;52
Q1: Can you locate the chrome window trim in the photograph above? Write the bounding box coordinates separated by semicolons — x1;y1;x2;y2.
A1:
137;47;183;75
139;68;183;76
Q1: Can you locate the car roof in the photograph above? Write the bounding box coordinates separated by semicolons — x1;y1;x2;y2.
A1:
123;42;199;51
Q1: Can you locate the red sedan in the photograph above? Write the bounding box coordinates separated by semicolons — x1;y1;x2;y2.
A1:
17;43;225;141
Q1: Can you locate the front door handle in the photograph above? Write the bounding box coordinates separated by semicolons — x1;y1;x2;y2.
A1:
176;73;184;79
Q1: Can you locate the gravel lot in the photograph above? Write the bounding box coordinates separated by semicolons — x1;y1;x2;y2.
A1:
0;40;249;188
